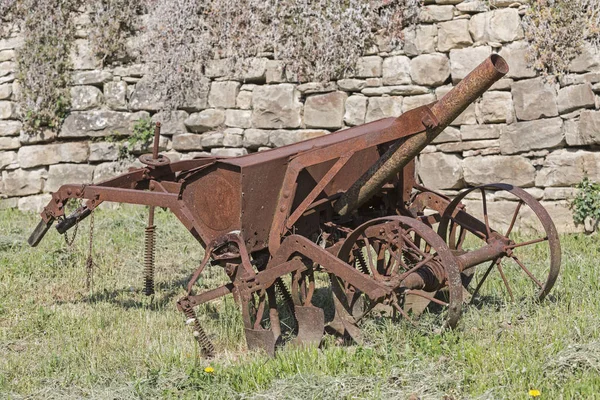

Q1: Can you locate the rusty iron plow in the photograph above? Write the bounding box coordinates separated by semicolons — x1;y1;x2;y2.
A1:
29;55;561;357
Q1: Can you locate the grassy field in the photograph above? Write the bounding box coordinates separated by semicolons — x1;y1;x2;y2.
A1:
0;206;599;399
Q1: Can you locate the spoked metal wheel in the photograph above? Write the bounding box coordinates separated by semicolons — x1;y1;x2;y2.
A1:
330;216;462;341
438;183;561;303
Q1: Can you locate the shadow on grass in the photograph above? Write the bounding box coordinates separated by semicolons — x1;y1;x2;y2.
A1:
54;274;192;311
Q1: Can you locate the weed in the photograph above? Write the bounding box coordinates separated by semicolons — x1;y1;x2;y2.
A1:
570;177;600;226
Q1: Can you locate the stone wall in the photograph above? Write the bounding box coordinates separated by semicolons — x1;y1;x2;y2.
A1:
1;0;599;233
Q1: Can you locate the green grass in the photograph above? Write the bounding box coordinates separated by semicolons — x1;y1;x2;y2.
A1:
1;207;599;399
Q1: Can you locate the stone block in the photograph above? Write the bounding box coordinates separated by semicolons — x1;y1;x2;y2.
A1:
0;50;16;62
223;128;243;147
417;152;464;190
89;142;119;162
151;110;189;135
18;194;52;213
70;39;100;70
419;5;454;23
45;163;94;192
490;78;513;91
252;84;302;129
410;53;450;86
498;41;536;79
501;118;564;155
266;60;285;83
524;201;582;233
225;109;252;128
18;142;89;168
70;86;103;111
205;59;229;78
0;37;23;51
570;110;600;145
0;151;17;170
557;84;595;114
172;133;203;151
469;9;523;44
438;139;499;153
449;46;492;83
568;42;600;73
0;136;19;150
269;130;328;147
403;25;437;56
0;61;15;77
0;120;21;136
104;81;128;111
461;124;504;140
355;56;382;78
344;96;368;126
129;77;163;111
478;91;513;123
238;58;268;83
180;79;210;112
535;149;600;187
209;81;240;108
463;155;535;187
297;82;337;94
365;97;403;123
338;79;367;92
382;56;412;85
243;129;270;149
211;148;248;157
0;168;47;196
0;83;12;100
512;77;558;121
19;129;58;144
60;110;149;137
402;94;436;113
437;20;473;53
456;1;488;12
432;126;461;144
544;187;579;201
0;101;18;119
93;162;129;183
201;132;224;148
184;109;225;133
304;91;347;129
236;91;253;109
361;85;429;96
72;70;113;86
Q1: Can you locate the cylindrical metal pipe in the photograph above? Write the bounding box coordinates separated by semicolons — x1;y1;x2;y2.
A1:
335;55;509;216
152;122;161;159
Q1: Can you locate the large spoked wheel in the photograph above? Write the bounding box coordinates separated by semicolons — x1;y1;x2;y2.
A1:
438;183;561;302
331;216;462;338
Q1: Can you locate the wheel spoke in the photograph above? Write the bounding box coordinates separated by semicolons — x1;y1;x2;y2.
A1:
405;290;449;307
505;200;523;237
507;236;548;249
511;255;544;289
497;261;514;301
470;258;497;301
391;296;417;327
397;254;434;282
480;188;492;240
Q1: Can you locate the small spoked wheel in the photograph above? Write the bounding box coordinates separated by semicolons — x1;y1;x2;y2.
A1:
331;216;462;337
438;183;561;303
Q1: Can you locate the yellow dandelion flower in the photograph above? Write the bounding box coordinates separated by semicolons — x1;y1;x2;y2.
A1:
529;389;541;397
204;366;215;373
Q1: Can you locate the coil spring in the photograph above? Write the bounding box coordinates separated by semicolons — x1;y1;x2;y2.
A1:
416;258;447;292
182;304;215;356
355;249;370;276
144;225;155;296
275;278;298;328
